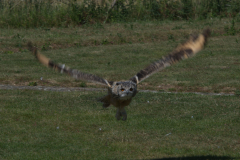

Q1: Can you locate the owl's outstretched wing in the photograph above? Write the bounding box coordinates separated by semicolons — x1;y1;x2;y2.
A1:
130;29;211;84
27;42;112;87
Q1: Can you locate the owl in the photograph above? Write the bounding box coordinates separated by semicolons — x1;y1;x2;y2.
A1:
28;29;211;121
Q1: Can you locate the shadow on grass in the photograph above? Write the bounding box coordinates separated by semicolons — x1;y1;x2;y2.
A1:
149;155;237;160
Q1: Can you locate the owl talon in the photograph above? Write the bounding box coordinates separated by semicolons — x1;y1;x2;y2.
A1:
115;108;127;121
121;111;127;121
115;109;121;120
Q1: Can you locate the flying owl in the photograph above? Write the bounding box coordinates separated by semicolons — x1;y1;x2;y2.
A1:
28;29;211;121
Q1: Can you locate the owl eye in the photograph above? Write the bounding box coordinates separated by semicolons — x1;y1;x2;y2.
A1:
121;88;125;92
130;88;133;91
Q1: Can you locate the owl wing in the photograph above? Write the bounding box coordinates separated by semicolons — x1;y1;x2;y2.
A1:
27;42;112;87
130;29;211;84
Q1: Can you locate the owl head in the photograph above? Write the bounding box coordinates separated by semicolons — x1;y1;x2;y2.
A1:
111;81;137;100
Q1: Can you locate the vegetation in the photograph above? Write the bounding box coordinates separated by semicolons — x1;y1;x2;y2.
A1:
0;18;239;93
0;0;240;28
0;1;240;159
1;89;239;159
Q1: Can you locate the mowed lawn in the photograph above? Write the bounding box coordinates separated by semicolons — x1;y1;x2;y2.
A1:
0;18;240;93
0;89;240;159
0;19;240;159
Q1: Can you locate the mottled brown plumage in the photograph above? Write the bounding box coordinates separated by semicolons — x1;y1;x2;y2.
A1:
28;29;211;121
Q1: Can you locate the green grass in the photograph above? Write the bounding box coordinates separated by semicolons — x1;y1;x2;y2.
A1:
1;19;240;159
0;89;239;159
0;0;239;28
0;19;240;93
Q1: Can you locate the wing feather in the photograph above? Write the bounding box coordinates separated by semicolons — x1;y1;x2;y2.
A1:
28;42;111;87
130;29;211;84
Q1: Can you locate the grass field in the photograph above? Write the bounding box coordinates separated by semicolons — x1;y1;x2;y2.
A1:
0;19;240;159
1;90;240;159
0;18;240;93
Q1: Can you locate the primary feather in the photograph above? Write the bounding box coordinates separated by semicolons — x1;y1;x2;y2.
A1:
130;29;211;84
27;42;111;87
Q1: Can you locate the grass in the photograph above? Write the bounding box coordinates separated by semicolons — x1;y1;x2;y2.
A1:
0;0;239;28
0;18;240;93
1;18;240;159
0;89;240;159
